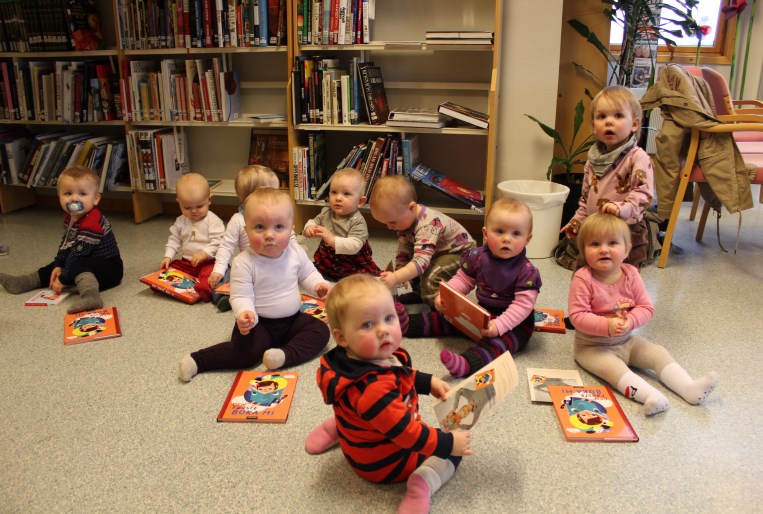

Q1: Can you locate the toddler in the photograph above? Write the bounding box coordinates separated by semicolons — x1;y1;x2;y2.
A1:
0;165;123;313
561;85;654;268
305;274;472;513
369;175;475;307
160;172;224;302
302;168;381;281
179;188;330;381
568;213;719;416
399;198;541;378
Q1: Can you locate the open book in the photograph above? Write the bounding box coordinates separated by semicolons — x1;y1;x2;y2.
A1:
433;351;518;432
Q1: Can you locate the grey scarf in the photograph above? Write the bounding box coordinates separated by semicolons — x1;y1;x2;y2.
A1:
587;133;637;177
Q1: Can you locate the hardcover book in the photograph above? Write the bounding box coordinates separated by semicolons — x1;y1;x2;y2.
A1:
217;371;299;423
438;282;490;342
300;293;328;324
248;130;289;189
437;101;489;129
548;385;639;442
432;351;518;432
409;163;485;212
358;64;389;125
25;289;71;306
64;307;122;345
63;0;106;51
534;308;566;334
526;368;583;403
139;268;201;304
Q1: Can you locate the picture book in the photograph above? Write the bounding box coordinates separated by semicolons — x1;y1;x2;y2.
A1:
438;282;490;342
214;282;231;295
64;0;107;51
526;368;583;403
410;163;485;212
64;307;121;345
433;351;519;432
248;130;289;188
547;385;639;442
217;371;299;423
25;289;71;306
139;268;201;304
300;294;328;324
534;308;566;334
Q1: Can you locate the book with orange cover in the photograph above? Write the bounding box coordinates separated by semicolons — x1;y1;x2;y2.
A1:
534;308;566;334
64;307;121;345
139;268;201;304
217;371;299;423
438;282;489;342
300;294;328;324
547;385;639;442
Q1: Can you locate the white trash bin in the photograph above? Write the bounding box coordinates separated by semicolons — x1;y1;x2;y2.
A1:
497;180;570;259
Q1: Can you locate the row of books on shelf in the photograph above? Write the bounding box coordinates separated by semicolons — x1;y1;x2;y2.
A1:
126;127;190;191
292;56;388;126
296;0;370;46
0;59;121;123
116;0;287;50
120;57;241;123
0;0;106;53
424;30;494;45
0;128;130;192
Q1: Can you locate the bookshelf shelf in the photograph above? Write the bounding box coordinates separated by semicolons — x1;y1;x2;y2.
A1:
296;123;487;135
123;47;288;57
299;43;493;52
0;50;120;59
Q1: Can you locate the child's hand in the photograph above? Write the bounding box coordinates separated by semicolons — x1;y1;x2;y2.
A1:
190;251;208;267
208;272;223;288
607;317;628;336
379;271;398;289
451;430;473;456
430;376;451;400
481;320;500;338
51;277;64;294
237;311;257;335
600;202;621;217
160;257;171;271
49;267;62;289
314;282;330;299
303;225;317;237
561;222;577;239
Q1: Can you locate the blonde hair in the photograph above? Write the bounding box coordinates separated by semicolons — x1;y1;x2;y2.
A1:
487;197;533;234
369;175;416;209
175;172;210;200
591;85;643;138
326;274;391;331
330;168;365;193
57;165;99;192
576;213;632;268
243;187;293;222
235;164;279;202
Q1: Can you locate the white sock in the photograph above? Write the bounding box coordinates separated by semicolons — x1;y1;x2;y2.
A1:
660;362;719;405
263;348;286;370
411;457;456;495
616;371;669;416
179;354;198;382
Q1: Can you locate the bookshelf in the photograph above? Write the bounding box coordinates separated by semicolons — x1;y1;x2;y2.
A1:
286;0;502;230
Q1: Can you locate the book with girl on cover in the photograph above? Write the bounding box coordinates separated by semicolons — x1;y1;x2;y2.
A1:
139;268;201;304
533;308;566;334
64;307;121;345
548;385;639;442
217;372;299;423
526;368;583;403
437;281;489;342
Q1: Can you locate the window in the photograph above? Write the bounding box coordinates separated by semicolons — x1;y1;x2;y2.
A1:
609;0;735;64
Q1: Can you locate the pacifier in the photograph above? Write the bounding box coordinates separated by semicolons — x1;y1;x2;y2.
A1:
66;201;85;214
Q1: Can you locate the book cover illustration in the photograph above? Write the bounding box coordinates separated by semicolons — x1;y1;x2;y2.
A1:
139;268;201;304
300;294;328;324
359;65;389;125
64;0;107;51
410;163;485;212
547;385;639;442
438;282;489;342
248;130;289;188
534;308;566;334
433;351;519;432
526;368;583;403
217;371;299;423
64;307;121;345
25;289;71;306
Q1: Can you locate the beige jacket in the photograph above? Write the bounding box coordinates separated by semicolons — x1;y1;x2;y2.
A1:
641;64;753;217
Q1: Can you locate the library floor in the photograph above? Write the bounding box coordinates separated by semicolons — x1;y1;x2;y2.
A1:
1;198;762;513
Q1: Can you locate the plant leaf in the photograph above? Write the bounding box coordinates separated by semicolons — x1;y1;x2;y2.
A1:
525;114;564;147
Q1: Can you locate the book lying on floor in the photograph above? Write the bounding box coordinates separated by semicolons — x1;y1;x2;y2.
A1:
25;289;71;306
300;294;328;324
526;368;583;403
139;268;201;304
410;163;485;212
217;371;299;423
433;351;518;432
534;308;566;334
438;281;489;342
64;307;121;345
547;385;639;442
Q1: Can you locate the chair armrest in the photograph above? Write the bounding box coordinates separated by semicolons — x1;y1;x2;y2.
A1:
734;108;763;115
701;122;763;133
716;114;763;124
733;99;763;108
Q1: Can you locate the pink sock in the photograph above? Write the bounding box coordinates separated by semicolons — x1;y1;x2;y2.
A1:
395;302;409;334
305;418;339;454
440;350;469;378
398;474;430;514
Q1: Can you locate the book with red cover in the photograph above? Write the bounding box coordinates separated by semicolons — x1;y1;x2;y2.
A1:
547;385;639;442
217;371;299;423
25;289;71;306
63;0;106;51
438;281;490;342
139;268;201;304
409;163;485;213
64;307;122;345
534;308;566;334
